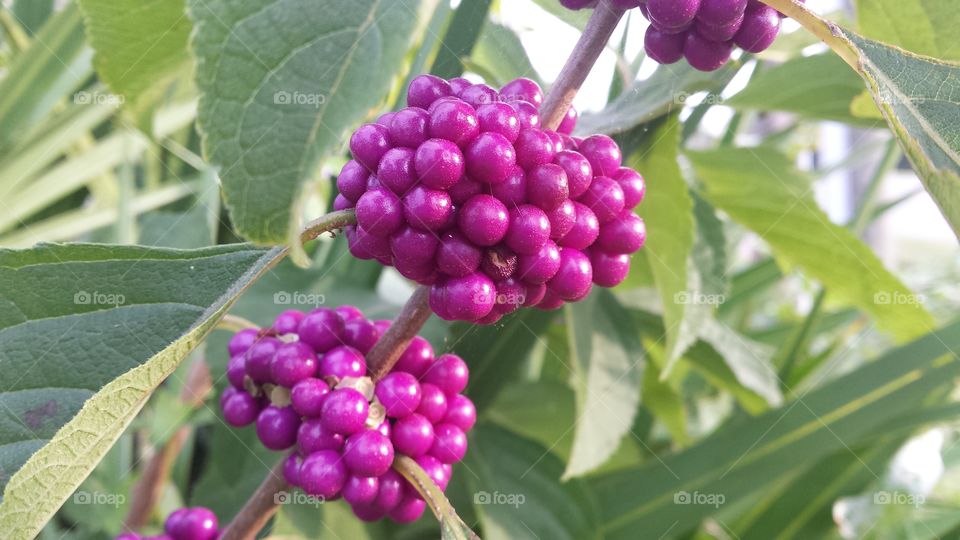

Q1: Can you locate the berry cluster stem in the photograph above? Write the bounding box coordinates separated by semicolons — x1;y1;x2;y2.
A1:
366;284;434;381
218;458;289;540
539;0;626;130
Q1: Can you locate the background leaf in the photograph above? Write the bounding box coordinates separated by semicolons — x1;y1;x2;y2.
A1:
856;0;960;61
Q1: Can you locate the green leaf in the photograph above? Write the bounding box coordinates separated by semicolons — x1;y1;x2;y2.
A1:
857;0;960;61
695;318;782;407
577;63;736;135
0;242;284;538
726;54;877;125
631;119;695;362
590;319;960;538
0;4;91;149
641;353;689;446
691;194;727;299
689;146;936;341
77;0;192;104
11;0;53;36
528;0;590;31
189;0;421;244
471;21;542;87
465;424;598;540
430;0;493;79
563;290;643;479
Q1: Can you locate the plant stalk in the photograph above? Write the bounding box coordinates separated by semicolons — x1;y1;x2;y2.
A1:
366;285;434;381
218;458;289;540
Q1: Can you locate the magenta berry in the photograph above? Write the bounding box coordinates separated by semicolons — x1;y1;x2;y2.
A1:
590;250;632;287
436;231;482;277
298;308;345;354
391;413;434;457
407;74;451;109
459;194;510;246
578;175;625;224
465;132;517;184
514;129;556;171
684;30;734;71
505;204;551;255
430;273;496;321
516;241;562;284
227;327;259;356
318;345;367;380
645;26;686;64
460;83;499;109
165;507;218;540
321;388;370;435
291;378;331;418
548;248;594;301
548;199;577;240
377;147;417;195
350;124;392;172
389;107;430;149
430;423;468;464
526;163;569;211
647;0;701;30
490;165;527;205
274;310;305;335
300;450;348;499
513;100;541;131
476;102;521;142
256;405;300;450
444;394;477;432
734;2;781;53
423;354;469;396
221;388;260;427
245;337;280;384
500;77;544;107
416;383;449;423
613;167;646;209
414;138;464;190
298;419;345;453
376;372;422;418
344;429;395;477
429;98;479;146
271;342;318;388
389;496;427;523
403;186;453;231
375;469;405;510
597;211;647;253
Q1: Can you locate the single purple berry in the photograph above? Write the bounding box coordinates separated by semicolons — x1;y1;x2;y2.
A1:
548;248;593;301
512;100;541;131
228;327;259;357
489;165;527;205
389;496;426;523
505;204;551;255
256;406;300;450
391;413;435;457
350;124;392;172
298;418;345;453
415;454;450;491
347;225;392;262
271;341;318;388
460;83;499;109
612;167;646;209
334;194;354;211
645;25;687;64
344;429;395;476
299;450;348;499
578;175;625;224
335;305;364;321
516;240;562;284
389;107;430;149
578;135;622;176
448;77;472;95
395;336;435;378
416;383;448;423
685;30;735;71
429;273;496;321
590;250;632;287
318;345;367;380
598;211;646;253
514;129;556;171
696;12;745;42
391;226;440;265
414;138;465;190
298;308;345;354
376;372;422;418
343;475;380;506
447;174;484;204
493;277;526;315
394;257;438;284
435;231;482;277
526;163;569;211
544;129;565;153
548;199;577;240
274;310;305;335
166;507;218;540
697;0;747;25
647;0;701;31
403;186;453;231
523;282;548;307
221;388;260;427
244;336;280;384
423;354;469;396
291;378;331;418
226;354;247;389
480;246;518;281
465;132;517;184
407;74;451;109
476;102;521;143
377;111;396;127
337;160;371;203
430;424;468;464
443;394;477;432
429;98;480;146
500;77;544;107
558;202;600;249
321;388;370;435
375;469;405;511
554;150;593;199
344;319;379;354
377;147;418;196
734;3;781;53
558;106;578;135
283;453;303;486
459;194;510;246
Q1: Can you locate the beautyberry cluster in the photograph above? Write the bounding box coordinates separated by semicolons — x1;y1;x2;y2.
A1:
560;0;798;72
114;507;218;540
336;75;646;324
222;307;477;524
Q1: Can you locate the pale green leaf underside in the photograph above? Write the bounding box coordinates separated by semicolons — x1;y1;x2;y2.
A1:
77;0;192;103
857;0;960;62
0;243;282;538
689;147;936;341
189;0;421;244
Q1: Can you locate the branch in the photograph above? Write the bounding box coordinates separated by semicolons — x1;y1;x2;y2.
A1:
539;0;626;130
299;209;356;244
366;285;433;382
218;458;289;540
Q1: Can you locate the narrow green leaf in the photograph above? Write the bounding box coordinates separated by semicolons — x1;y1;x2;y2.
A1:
430;0;493;79
11;0;53;36
563;290;643;479
591;319;960;538
689;146;936;341
471;21;542;87
466;424;598;540
528;0;590;31
393;455;479;540
0;242;285;538
726;54;877;125
77;0;192;103
642;354;689;446
857;0;960;61
189;0;422;244
631;119;695;361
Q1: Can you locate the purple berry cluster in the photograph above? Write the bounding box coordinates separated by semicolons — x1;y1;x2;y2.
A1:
221;307;477;524
114;507;218;540
336;75;647;324
560;0;798;72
